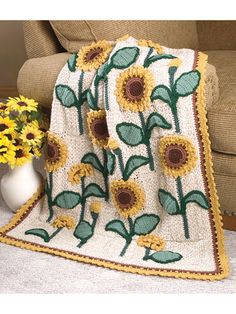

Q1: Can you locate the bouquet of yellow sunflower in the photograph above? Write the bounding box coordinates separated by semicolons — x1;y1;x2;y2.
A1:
0;95;49;168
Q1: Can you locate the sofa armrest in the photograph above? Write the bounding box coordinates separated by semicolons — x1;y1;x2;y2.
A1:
23;21;65;59
205;63;219;110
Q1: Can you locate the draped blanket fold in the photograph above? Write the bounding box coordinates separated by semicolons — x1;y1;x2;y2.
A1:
0;36;229;280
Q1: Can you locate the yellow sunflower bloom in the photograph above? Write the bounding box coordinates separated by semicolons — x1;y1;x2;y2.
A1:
159;135;198;178
105;137;119;151
0;116;16;134
7;95;38;113
31;146;42;158
45;131;68;173
137;235;165;252
87;109;109;147
90;201;102;214
0;135;16;164
138;39;163;54
115;66;155;112
9;145;33;168
68;163;94;185
110;179;145;219
0;102;10;113
76;40;112;71
51;215;76;230
20;125;43;146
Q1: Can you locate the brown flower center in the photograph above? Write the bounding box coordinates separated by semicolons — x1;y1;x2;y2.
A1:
16;149;24;158
14;138;21;146
26;133;35;140
17;101;27;107
0;105;7;110
47;142;59;161
85;48;103;62
5;134;12;141
0;145;6;155
115;188;136;209
91;118;109;140
0;124;8;131
165;145;187;168
124;77;144;102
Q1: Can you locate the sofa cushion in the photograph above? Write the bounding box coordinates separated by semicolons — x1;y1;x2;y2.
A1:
17;53;217;110
49;21;199;53
206;50;236;154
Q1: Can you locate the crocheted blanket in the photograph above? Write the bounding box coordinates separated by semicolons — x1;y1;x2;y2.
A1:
0;36;229;280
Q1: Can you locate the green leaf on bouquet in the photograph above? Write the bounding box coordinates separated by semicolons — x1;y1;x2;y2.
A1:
105;220;129;238
116;123;144;146
151;85;172;105
174;70;201;97
148;251;183;264
123;155;149;180
144;54;175;67
53;191;81;209
81;153;104;172
83;183;106;199
110;47;139;69
134;214;160;235
67;53;77;72
86;89;97;110
183;190;210;209
55;84;78;108
158;189;180;215
106;151;116;175
25;229;50;242
73;220;93;241
146;112;172;135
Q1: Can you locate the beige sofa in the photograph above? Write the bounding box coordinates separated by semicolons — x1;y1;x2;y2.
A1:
18;20;236;230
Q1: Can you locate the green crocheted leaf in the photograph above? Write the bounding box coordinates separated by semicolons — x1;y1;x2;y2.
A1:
106;151;116;175
86;89;97;110
134;214;160;235
110;47;139;69
81;153;104;172
105;220;129;239
73;220;93;241
146;112;172;135
151;85;172;105
53;191;81;209
183;190;210;209
148;251;183;264
123;155;149;180
116;123;144;146
55;84;78;108
158;189;180;215
144;54;175;67
174;70;201;97
83;183;106;199
67;53;77;72
25;229;50;242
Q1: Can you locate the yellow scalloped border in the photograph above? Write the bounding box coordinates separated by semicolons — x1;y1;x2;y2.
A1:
0;52;229;280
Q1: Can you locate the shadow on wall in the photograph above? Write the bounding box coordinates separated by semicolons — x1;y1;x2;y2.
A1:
0;21;27;98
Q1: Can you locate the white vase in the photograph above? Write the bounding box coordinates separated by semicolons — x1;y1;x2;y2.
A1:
1;160;42;212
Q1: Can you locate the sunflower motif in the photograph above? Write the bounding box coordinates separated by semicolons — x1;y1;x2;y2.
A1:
159;135;198;178
115;66;155;112
0;102;10;112
0;117;16;134
138;39;163;54
105;137;119;151
45;131;68;172
137;234;165;252
87;109;109;147
68;163;94;185
51;215;76;229
169;58;182;68
76;40;112;71
110;179;145;218
0;135;16;164
6;95;38;113
90;201;102;214
20;125;44;146
10;145;33;167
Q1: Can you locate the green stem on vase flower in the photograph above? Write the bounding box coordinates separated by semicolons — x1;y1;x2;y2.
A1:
79;177;86;221
139;112;154;171
46;172;54;223
102;149;109;201
176;176;190;239
119;217;134;257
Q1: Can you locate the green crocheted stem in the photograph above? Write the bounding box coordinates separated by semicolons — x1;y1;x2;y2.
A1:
77;106;84;135
139;112;154;171
77;71;85;135
105;78;109;110
119;218;133;257
48;227;63;241
46;172;54;223
169;67;180;133
79;177;86;221
176;176;190;239
116;148;125;177
143;248;151;261
103;149;109;201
